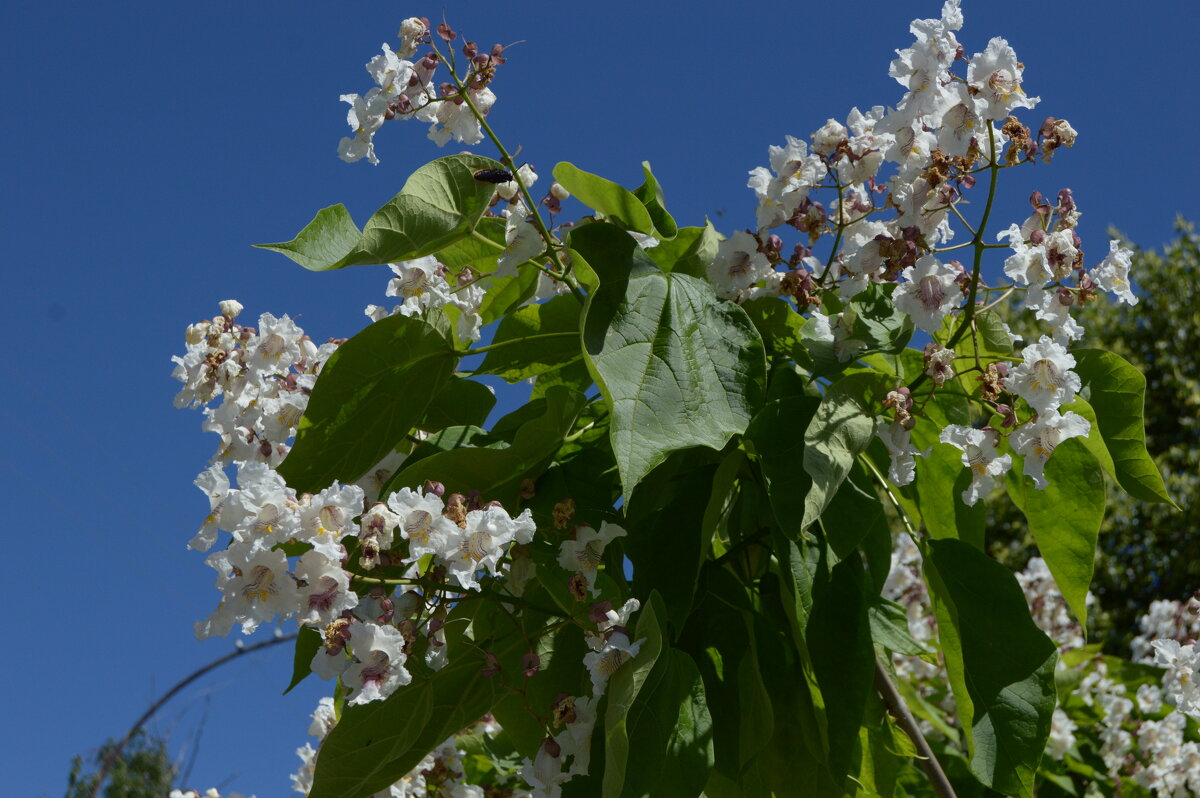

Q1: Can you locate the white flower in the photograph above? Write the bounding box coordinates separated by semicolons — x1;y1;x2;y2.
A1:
876;420;923;486
938;425;1011;506
196;547;300;638
1046;708;1076;760
396;18;427;59
1007;336;1081;414
1010;410;1090;488
555;695;598;777
1027;286;1085;344
1153;639;1200;716
967;38;1038;119
934;84;988;158
520;740;572;798
248;313;303;375
344;622;412;705
442;505;529;590
308;696;337;738
295;550;359;625
190;464;230;552
1090;240;1138;305
708;231;772;300
1137;682;1163;715
893;255;959;333
496;205;545;278
557;523;627;597
998;224;1052;287
748;135;827;231
387;487;458;563
583;631;643;697
496;164;538;202
297;482;366;560
222;461;300;553
385;256;453;312
428;86;495;147
337;91;389;165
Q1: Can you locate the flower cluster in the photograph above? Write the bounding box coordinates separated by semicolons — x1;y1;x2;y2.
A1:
171;301;339;467
677;0;1146;502
338;18;509;164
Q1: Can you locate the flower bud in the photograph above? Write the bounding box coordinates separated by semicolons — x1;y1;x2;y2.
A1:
219;299;244;319
550;182;570;201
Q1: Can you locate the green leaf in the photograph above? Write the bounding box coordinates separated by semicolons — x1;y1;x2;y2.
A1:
1061;396;1117;479
254;204;363;272
741;297;811;368
911;420;986;550
278;314;456;493
531;358;595;400
802;372;891;530
420;375;496;431
926;539;1058;797
820;461;887;559
868;599;930;657
478;263;541;325
309;601;529;798
626;450;721;633
645;223;721;279
1073;348;1177;507
388;384;586;507
848;283;915;354
257;154;505;270
631;161;678;240
807;551;875;785
476;294;583;381
745;395;821;540
283;625;323;695
435;216;506;273
1006;439;1105;628
974;310;1014;355
490;610;592;756
553;162;657;235
603;591;665;798
575;223;767;494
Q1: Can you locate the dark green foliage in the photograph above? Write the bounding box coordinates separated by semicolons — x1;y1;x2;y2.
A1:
66;732;177;798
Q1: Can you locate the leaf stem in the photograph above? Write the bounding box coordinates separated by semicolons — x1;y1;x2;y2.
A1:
460;331;579;358
433;48;586;303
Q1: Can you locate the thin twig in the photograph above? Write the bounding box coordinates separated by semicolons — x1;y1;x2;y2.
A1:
874;657;958;798
87;633;297;798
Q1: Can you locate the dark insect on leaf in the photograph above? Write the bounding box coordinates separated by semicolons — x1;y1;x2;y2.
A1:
473;168;514;184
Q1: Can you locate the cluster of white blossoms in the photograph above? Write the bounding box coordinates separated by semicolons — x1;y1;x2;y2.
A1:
338;18;507;164
697;0;1142;504
365;254;488;342
175;303;648;796
886;536;1200;796
171;301;339;467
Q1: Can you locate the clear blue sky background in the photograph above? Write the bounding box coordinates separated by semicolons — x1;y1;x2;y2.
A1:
4;2;1197;795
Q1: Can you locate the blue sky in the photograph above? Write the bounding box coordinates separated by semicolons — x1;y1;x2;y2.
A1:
4;1;1198;795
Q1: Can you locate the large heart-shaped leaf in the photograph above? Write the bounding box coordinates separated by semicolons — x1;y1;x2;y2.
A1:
574;222;766;494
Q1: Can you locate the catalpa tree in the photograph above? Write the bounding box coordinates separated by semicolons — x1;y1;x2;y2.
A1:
170;4;1195;797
